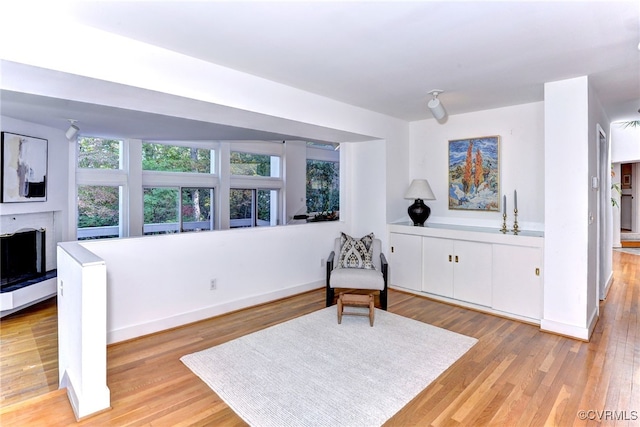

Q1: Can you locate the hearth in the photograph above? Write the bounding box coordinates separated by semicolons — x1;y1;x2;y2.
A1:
1;228;46;290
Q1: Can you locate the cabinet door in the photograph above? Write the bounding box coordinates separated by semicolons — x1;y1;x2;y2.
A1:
453;240;492;306
422;237;454;297
389;233;423;291
492;245;542;320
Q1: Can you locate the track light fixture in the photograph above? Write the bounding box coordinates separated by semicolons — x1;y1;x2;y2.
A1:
65;119;79;141
427;90;446;121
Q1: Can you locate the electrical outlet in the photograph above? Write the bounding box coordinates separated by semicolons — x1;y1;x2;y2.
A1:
210;279;217;290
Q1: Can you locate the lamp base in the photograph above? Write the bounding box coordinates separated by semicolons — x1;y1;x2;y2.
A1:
408;199;431;226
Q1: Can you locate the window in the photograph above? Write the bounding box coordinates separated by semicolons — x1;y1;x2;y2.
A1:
181;187;214;232
144;187;214;235
144;187;179;234
76;136;126;239
306;159;339;214
74;137;339;239
230;151;280;177
141;141;217;235
77;185;121;240
78;137;122;169
230;189;278;228
143;142;214;173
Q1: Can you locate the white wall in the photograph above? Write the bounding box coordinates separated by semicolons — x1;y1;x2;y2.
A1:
344;139;388;240
542;77;592;340
611;124;640;163
588;85;612;305
0;117;69;220
408;102;545;230
284;141;308;222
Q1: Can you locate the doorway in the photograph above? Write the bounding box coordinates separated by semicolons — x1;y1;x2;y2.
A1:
620;162;634;231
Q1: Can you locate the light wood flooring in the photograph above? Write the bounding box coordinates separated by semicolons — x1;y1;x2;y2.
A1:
0;250;638;426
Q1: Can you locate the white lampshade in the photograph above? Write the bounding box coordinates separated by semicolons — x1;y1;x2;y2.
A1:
428;97;446;120
404;179;436;200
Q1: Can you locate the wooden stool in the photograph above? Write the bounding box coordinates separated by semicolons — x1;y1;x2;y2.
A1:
337;293;375;326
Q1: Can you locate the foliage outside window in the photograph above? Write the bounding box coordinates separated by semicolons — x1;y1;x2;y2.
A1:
77;185;120;240
230;152;279;177
182;188;214;231
143;143;213;173
144;187;213;234
230;189;277;227
306;160;339;215
77;137;122;169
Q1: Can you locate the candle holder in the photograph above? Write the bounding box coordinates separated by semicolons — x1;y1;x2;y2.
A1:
512;208;520;235
500;213;508;234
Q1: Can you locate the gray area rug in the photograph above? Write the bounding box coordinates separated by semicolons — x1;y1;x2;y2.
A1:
181;306;477;427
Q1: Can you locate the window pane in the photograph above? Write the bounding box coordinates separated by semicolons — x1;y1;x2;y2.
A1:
257;189;274;226
77;185;120;240
229;189;253;228
306;160;339;214
229;189;277;228
78;137;121;169
143;143;213;173
182;188;214;232
230;152;278;177
144;187;179;235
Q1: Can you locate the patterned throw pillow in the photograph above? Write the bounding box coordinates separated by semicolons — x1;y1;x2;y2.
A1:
338;232;375;269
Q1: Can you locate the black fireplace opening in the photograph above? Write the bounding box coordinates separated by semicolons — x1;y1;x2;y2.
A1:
1;228;46;290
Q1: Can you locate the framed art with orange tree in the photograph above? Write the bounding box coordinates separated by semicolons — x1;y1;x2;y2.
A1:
448;135;500;211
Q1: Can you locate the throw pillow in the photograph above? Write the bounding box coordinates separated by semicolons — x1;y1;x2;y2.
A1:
338;232;375;269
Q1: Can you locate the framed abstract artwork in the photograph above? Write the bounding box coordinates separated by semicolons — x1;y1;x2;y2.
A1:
448;135;500;211
1;132;48;203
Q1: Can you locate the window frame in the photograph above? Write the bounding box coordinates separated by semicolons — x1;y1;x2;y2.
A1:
74;137;341;240
142;185;215;235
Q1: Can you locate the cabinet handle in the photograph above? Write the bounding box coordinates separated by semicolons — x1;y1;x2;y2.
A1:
448;255;452;262
535;267;540;276
391;246;394;253
455;255;459;263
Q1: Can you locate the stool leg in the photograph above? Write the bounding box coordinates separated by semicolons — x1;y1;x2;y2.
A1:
337;295;343;324
369;295;374;326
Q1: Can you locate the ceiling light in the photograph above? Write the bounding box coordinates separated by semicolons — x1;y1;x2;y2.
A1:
427;90;446;120
65;119;79;140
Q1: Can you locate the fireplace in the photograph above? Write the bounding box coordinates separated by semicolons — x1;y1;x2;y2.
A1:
0;228;46;290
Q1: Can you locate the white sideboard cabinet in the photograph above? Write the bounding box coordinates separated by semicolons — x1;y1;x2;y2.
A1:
492;244;542;320
389;232;422;291
388;222;543;323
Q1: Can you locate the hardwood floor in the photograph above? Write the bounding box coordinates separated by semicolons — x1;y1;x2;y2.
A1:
0;251;638;426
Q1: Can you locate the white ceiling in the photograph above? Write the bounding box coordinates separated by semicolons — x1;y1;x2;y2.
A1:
2;1;639;140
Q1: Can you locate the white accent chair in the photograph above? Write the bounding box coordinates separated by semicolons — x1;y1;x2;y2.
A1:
326;236;388;310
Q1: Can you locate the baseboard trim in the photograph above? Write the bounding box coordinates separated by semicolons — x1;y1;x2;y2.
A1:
540;317;594;341
107;280;324;344
601;272;614;300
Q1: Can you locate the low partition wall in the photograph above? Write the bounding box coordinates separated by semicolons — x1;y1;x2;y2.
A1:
57;242;110;420
77;221;345;344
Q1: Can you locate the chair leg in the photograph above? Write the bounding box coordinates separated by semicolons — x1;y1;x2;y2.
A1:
326;286;335;307
380;288;388;310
